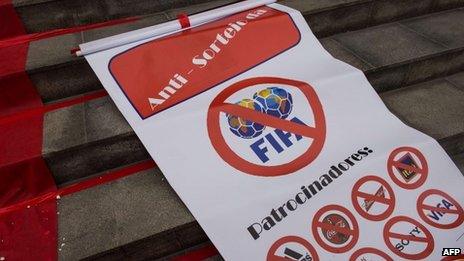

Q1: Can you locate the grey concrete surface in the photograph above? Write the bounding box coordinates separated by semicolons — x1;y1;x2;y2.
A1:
32;61;100;103
43;103;86;154
22;6;464;105
320;38;374;71
333;23;447;67
304;0;373;38
82;14;168;43
447;71;464;90
402;8;464;49
164;0;240;19
21;0;464;73
369;0;435;24
26;33;84;72
46;133;149;185
57;168;193;260
43;96;131;154
14;0;222;33
381;78;464;139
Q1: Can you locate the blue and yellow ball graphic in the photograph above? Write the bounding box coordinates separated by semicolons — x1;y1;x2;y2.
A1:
227;87;293;139
227;99;266;139
253;87;293;119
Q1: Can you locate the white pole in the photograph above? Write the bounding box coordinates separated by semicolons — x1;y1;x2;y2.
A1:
76;0;277;56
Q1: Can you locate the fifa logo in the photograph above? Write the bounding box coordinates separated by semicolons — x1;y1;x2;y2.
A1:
207;77;326;177
225;86;307;163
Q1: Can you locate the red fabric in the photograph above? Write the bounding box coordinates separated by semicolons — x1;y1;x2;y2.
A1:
0;28;57;260
0;89;108;127
59;160;155;196
0;9;148;260
0;0;25;39
0;43;28;77
0;158;57;261
177;13;191;29
172;245;219;261
0;160;155;216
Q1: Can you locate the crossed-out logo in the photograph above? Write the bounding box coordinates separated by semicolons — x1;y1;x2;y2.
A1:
207;77;326;177
321;214;350;245
226;86;300;162
312;205;359;253
396;152;419;182
387;147;428;190
267;236;319;261
383;216;434;259
362;185;385;212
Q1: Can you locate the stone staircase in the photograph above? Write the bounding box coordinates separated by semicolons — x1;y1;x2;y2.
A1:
2;0;464;260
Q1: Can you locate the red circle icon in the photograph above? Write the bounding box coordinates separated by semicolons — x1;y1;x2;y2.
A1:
387;147;428;189
351;175;396;221
383;216;434;260
417;189;464;229
207;77;326;177
267;236;319;261
349;247;393;261
311;204;359;253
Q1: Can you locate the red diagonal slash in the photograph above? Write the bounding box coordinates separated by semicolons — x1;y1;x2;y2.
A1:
392;162;424;176
312;205;359;253
383;216;434;260
207;77;326;177
316;221;355;237
352;175;396;221
215;103;318;138
387;147;428;190
417;189;464;229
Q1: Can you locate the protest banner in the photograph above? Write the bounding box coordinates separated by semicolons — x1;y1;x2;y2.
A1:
80;0;464;259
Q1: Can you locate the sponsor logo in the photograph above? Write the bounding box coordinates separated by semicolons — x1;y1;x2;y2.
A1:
267;236;319;261
225;86;305;163
321;214;350;245
395;153;418;182
362;186;385;212
207;77;326;177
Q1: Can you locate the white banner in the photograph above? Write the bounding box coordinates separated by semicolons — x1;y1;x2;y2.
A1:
83;3;464;260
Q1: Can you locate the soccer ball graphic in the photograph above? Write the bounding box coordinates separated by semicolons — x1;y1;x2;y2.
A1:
253;87;293;119
227;99;266;139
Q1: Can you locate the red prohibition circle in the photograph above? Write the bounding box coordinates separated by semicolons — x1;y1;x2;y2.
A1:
383;216;434;260
207;77;326;177
417;189;464;229
349;247;393;261
267;236;319;261
311;204;359;253
387;146;428;190
351;175;396;221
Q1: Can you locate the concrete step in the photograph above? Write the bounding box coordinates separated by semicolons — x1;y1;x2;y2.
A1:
4;2;463;260
12;0;464;35
27;6;464;105
42;8;464;186
55;68;464;259
13;0;234;33
11;1;463;105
